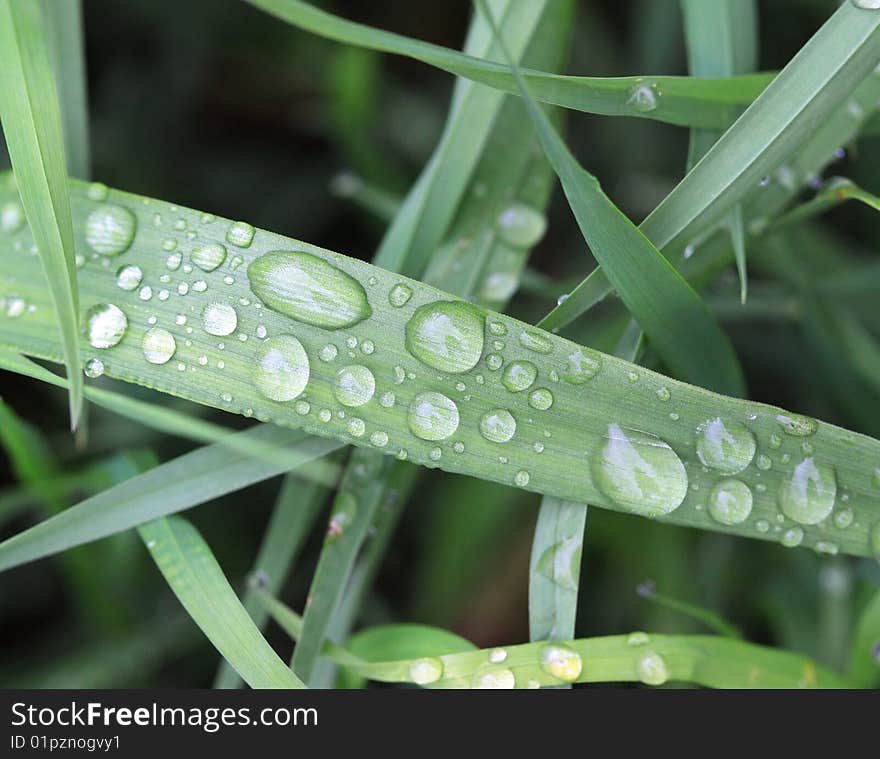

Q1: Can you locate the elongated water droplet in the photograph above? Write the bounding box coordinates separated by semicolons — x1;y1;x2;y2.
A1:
408;392;459;441
253;335;309;401
479;409;516;443
695;418;756;474
202;302;238;336
334;365;375;407
85;204;136;256
562;350;601;384
539;644;582;682
142;327;176;364
496;203;547;248
501;360;537;392
248;250;372;329
779;457;836;525
405;301;484;373
535;536;581;590
636;651;668;685
776;413;817;437
708;479;753;525
519;330;553;354
84;303;128;349
471;668;515;689
409;657;444;685
388;282;413;307
191;243;227;272
226;221;255;247
593;424;688;517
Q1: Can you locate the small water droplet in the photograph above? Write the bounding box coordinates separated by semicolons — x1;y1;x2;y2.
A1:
488;320;507;336
138;286;153;301
833;508;854;529
515;470;530;487
756;454;772;471
518;330;553;354
852;0;880;10
85;204;136;256
319;344;338;362
775;413;817;437
539;644;582;682
708;479;753;525
191;242;227;272
562;350;601;384
471;668;515;689
501;360;537;392
496;203;547;248
334;365;376;407
409;657;444;685
0;201;25;234
781;527;804;548
627;80;659;112
486;353;502;371
114;263;143;291
370;430;389;447
627;632;650;646
347;418;366;437
142;327;176;365
408;392;459;441
695;418;756;474
479;409;517;443
656;387;671;402
779;457;837;525
253;335;309;401
84;358;105;378
202;302;238;336
636;651;668;685
226;221;255;247
528;388;554;410
388;282;413;307
405;301;484;373
84;303;128;349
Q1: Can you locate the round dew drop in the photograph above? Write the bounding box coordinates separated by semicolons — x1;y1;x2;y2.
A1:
388;282;413;308
115;264;143;292
1;201;25;234
408;392;459;441
636;651;668;685
85;204;136;256
84;303;128;349
409;657;443;686
191;243;227;272
226;221;255;248
528;388;554;411
479;409;517;443
707;479;753;525
471;668;516;689
84;358;105;378
501;360;538;392
695;418;756;474
334;365;375;407
404;300;485;374
142;327;176;365
252;335;310;402
539;644;582;683
779;457;837;525
496;203;547;248
202;302;238;336
593;424;688;517
781;527;804;548
514;470;530;487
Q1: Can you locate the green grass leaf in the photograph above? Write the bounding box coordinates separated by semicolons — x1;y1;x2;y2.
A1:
140;516;304;688
0;0;82;427
245;0;772;131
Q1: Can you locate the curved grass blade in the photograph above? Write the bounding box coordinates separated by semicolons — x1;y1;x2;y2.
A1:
1;178;879;556
0;0;82;426
245;0;773;131
772;177;880;233
0;424;342;572
140;516;304;688
476;0;744;396
636;580;742;638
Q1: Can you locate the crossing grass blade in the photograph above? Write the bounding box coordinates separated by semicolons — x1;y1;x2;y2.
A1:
637;581;742;638
475;0;745;396
257;591;848;688
139;516;304;689
0;424;342;572
245;0;773;131
772;177;880;232
0;0;82;427
1;176;879;556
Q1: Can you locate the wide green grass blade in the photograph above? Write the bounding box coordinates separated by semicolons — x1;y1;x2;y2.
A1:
245;0;773;131
476;0;744;396
0;0;82;426
139;516;304;688
0;424;342;572
1;177;878;556
40;0;89;179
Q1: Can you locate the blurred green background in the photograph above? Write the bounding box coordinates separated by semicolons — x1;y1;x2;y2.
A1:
1;0;879;687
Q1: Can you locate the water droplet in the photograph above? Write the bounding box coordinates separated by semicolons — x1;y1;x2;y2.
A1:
518;330;553;355
781;527;804;548
388;282;413;307
193;280;207;292
775;413;817;437
501;360;537;392
539;644;582;682
226;221;255;247
486;353;503;371
191;242;227;272
142;327;176;364
852;0;880;10
627;632;650;647
627;80;659;113
480;409;516;443
408;392;459;441
409;657;444;685
347;418;366;437
636;651;668;685
319;344;338;362
488;320;507;336
370;430;389;447
528;388;554;410
496;203;547;248
404;301;484;373
756;519;770;533
85;204;136;256
488;648;508;664
514;470;530;487
694;418;756;474
84;358;105;378
249;251;372;329
656;387;671;402
557;293;569;306
833;508;854;529
334;365;376;407
708;479;753;525
361;339;375;355
84;303;128;349
562;350;601;384
202;302;238;336
138;286;153;301
253;335;309;401
471;668;515;689
779;457;837;525
0;201;24;234
756;454;772;471
593;424;688;517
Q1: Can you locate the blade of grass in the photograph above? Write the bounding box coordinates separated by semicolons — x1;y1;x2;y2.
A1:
848;588;880;689
0;0;82;426
245;0;773;131
772;177;880;232
636;579;742;638
140;516;304;688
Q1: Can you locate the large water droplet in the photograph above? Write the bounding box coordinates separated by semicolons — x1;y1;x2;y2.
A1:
708;479;753;525
479;409;517;443
593;424;688;517
404;301;484;374
561;350;601;384
496;203;547;248
501;360;537;392
202;302;238;336
695;418;756;474
409;657;444;685
142;327;176;364
85;204;136;256
334;365;376;407
539;644;582;682
253;335;310;401
779;457;836;525
636;651;668;685
248;250;372;329
84;303;128;349
191;243;227;272
408;391;459;441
